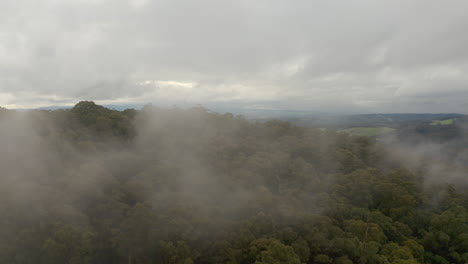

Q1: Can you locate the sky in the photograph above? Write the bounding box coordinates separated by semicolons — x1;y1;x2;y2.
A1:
1;0;468;113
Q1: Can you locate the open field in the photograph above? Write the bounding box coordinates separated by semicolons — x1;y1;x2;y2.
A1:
339;127;395;137
430;118;458;126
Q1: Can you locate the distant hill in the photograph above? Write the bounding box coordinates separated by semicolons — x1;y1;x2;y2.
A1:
12;105;467;141
13;104;145;112
13;104;465;127
285;113;466;129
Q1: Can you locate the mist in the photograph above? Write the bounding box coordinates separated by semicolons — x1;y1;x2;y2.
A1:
379;120;468;188
0;103;466;264
1;0;468;262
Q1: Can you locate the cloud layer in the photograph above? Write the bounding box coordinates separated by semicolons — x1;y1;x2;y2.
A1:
1;0;468;112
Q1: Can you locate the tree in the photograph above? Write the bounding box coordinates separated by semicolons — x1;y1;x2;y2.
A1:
249;238;301;264
112;203;156;264
42;225;94;264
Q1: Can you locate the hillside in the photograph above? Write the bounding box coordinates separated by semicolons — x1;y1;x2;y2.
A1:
0;102;466;264
286;113;465;129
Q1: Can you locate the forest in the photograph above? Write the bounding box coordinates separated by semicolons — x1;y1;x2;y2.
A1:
0;101;467;264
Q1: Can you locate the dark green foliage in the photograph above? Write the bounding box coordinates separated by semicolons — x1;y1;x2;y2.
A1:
0;101;466;264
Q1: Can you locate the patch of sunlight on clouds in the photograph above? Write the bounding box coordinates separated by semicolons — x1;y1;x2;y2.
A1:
138;80;197;89
156;81;197;88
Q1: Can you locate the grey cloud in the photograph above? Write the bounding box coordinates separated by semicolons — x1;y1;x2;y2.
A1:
0;0;467;112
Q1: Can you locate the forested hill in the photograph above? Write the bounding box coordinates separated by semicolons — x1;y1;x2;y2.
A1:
285;113;465;129
0;101;467;264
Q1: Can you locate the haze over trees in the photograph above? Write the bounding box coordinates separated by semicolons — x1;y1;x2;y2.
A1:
0;101;466;264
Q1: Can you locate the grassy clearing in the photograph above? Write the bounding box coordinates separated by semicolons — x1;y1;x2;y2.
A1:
339;127;395;137
430;118;457;126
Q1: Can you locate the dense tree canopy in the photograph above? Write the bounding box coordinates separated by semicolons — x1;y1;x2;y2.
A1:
0;102;466;264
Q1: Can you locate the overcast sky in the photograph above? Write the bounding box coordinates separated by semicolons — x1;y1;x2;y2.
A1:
1;0;468;113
